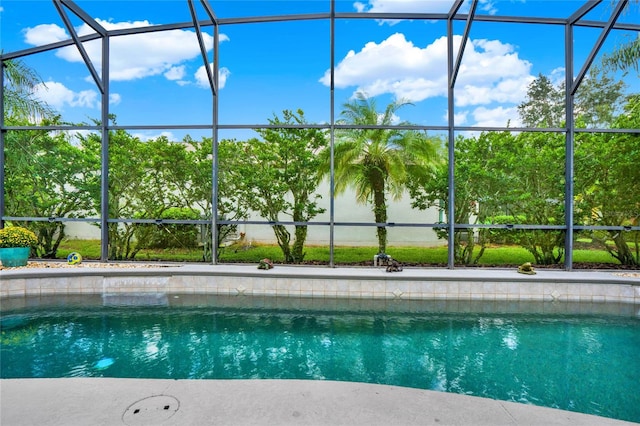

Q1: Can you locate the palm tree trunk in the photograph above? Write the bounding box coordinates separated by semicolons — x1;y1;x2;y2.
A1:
372;177;387;253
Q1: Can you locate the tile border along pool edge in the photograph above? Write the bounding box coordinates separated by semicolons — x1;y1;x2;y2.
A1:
1;263;639;305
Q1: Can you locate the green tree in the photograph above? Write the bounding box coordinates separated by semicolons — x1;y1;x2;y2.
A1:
517;74;565;127
230;109;326;263
603;38;640;73
408;135;487;265
80;119;189;260
180;136;249;261
325;94;439;254
575;95;640;266
4;117;94;257
131;135;202;254
481;130;566;265
575;65;626;127
518;68;626;129
2;58;53;120
602;1;640;74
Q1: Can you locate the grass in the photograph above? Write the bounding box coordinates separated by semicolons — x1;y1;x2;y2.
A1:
55;239;626;267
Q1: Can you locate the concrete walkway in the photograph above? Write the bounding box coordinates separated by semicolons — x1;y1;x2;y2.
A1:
1;378;637;425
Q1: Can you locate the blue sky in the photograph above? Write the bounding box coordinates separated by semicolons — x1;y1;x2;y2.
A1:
1;0;638;141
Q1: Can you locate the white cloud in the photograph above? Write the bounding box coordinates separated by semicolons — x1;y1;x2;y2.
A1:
353;0;500;23
453;111;468;125
23;19;230;82
478;0;498;15
33;81;120;110
109;93;122;106
354;0;454;14
34;81;98;109
164;66;186;81
23;23;68;45
470;105;521;128
195;64;231;89
320;33;448;100
322;33;534;109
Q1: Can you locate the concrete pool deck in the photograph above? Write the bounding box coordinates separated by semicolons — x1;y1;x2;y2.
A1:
2;378;639;425
1;263;639;425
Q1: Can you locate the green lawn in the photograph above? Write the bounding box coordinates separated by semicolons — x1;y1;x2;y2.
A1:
55;239;624;267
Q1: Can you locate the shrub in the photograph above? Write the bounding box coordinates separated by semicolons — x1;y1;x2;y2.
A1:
0;226;38;248
137;208;201;249
486;215;527;245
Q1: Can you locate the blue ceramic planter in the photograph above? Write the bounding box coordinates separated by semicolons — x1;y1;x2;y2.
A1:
0;247;31;267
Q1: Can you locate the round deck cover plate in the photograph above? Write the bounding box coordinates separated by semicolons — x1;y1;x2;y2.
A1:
122;395;180;425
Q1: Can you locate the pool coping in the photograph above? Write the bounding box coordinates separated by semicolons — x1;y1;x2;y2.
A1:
1;263;639;305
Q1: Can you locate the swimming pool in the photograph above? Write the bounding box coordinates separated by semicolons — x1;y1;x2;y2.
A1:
1;296;639;423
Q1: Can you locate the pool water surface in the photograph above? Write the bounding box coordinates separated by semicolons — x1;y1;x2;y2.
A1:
1;301;639;423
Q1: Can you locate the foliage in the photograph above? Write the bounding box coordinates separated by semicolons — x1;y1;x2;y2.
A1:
408;135;487;265
2;58;53;120
410;128;566;265
480;130;566;265
229;109;327;263
575;65;626;127
0;226;37;248
602;0;640;74
135;207;201;249
517;74;565;127
324;93;440;254
574;94;640;266
518;67;626;128
603;37;640;73
79;117;195;260
484;215;527;245
3;116;95;257
183;137;249;260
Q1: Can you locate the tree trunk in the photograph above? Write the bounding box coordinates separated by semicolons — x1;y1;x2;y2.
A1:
291;225;308;263
272;224;292;263
610;231;639;266
372;185;387;254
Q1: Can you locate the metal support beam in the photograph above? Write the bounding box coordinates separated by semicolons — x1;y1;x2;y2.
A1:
194;0;220;264
211;18;220;264
568;0;602;24
446;15;456;269
52;0;104;94
329;0;336;267
60;0;107;36
100;35;110;261
450;0;477;88
200;0;219;24
571;0;627;94
448;0;465;19
564;23;575;271
188;0;217;95
0;63;5;229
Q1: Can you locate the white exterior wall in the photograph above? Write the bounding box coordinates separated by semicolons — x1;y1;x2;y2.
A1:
64;182;444;247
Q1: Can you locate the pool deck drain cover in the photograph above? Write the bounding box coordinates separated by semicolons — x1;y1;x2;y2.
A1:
122;395;180;425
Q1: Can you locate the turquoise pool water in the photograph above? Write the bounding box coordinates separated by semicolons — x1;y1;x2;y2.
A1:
1;300;639;422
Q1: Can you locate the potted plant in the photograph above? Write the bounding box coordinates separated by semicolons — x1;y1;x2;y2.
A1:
0;226;37;267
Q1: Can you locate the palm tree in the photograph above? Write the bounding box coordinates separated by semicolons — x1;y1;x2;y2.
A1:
603;38;639;73
603;1;639;73
3;57;53;121
326;93;439;254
